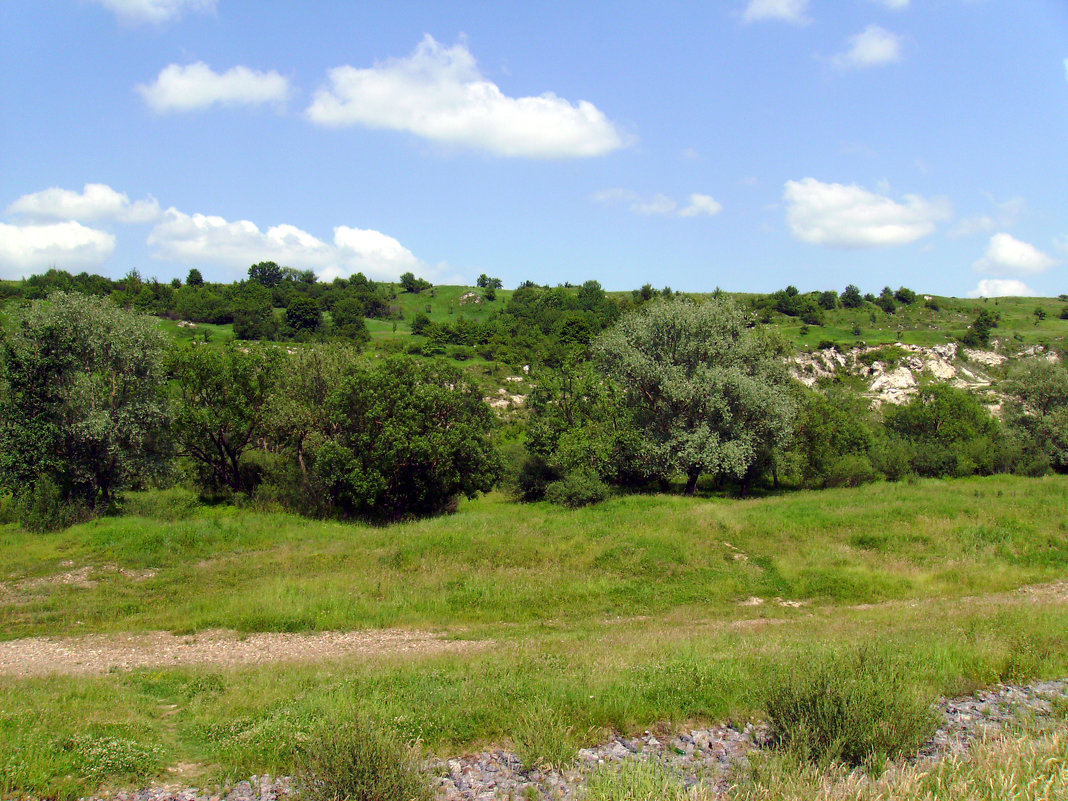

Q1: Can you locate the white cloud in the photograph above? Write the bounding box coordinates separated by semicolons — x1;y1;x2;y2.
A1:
0;222;115;278
594;189;722;218
90;0;215;25
783;177;951;247
305;35;627;158
972;233;1057;276
138;63;292;113
6;183;160;224
832;26;903;69
867;0;909;9
678;193;724;217
948;196;1026;238
633;194;678;216
741;0;810;24
968;279;1037;298
147;208;424;281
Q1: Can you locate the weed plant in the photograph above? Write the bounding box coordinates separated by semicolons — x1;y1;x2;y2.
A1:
762;646;937;768
296;712;431;801
512;705;581;770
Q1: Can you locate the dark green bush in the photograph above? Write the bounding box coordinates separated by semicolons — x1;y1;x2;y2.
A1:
17;477;87;532
544;470;609;508
297;713;431;801
763;646;937;768
821;454;881;488
514;455;561;502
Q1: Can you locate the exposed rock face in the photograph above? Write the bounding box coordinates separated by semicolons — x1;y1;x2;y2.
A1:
790;342;1010;406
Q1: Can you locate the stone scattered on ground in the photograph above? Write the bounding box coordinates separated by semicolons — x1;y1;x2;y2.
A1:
80;677;1068;801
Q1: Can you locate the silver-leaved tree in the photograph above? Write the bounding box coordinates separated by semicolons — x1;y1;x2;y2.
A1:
594;296;796;495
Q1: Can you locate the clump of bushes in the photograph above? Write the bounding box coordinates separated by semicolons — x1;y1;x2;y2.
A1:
762;646;937;768
297;713;431;801
544;470;609;508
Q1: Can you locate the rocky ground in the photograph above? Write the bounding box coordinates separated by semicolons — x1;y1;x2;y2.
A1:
91;677;1068;801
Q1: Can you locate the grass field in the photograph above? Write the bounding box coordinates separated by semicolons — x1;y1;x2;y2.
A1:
2;476;1068;797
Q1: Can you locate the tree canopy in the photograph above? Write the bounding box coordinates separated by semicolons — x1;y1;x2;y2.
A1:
593;297;796;495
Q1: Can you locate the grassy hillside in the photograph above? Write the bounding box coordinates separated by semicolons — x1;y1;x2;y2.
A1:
109;287;1068;361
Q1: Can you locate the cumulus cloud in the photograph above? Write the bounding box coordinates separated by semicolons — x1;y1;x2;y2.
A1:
783;177;951;247
147;208;424;281
305;35;627;158
138;63;292;113
594;189;722;218
0;222;115;278
948;196;1026;238
968;279;1037;298
972;233;1057;276
90;0;215;25
678;193;724;217
741;0;810;24
6;183;160;224
832;26;903;69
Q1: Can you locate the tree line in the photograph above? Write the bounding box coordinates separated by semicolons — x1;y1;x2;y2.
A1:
1;287;1066;531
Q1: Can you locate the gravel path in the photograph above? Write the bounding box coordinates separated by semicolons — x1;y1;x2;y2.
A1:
0;629;488;677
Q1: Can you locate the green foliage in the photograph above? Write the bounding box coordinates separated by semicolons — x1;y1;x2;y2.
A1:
16;476;88;532
763;646;937;768
265;353;500;520
961;308;999;347
876;286;896;315
857;345;908;368
232;281;277;340
296;712;431;801
792;389;881;489
170;344;280;494
399;271;432;293
185;268;204;287
248;261;284;288
285;294;321;334
841;284;863;309
594;297;796;495
894;286;917;305
885;384;1002;478
544;470;609;508
512;454;561;502
329;296;370;344
0;293;171;514
1003;360;1068;472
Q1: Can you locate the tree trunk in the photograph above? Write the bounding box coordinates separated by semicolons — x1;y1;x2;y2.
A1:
684;468;701;496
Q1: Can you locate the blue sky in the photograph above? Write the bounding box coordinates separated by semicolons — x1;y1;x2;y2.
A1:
1;0;1066;297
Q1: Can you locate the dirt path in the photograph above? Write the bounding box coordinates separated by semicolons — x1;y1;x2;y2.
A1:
0;628;489;678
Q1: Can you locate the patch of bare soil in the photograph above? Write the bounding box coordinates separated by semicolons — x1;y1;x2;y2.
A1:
0;628;489;678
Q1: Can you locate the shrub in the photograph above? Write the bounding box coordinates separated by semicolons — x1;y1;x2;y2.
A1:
297;713;431;801
763;646;937;768
544;470;609;508
821;454;881;489
16;477;87;533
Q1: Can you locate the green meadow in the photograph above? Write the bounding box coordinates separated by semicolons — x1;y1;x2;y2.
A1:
3;475;1068;797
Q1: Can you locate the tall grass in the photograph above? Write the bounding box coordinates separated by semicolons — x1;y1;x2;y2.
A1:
762;646;937;768
296;712;431;801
